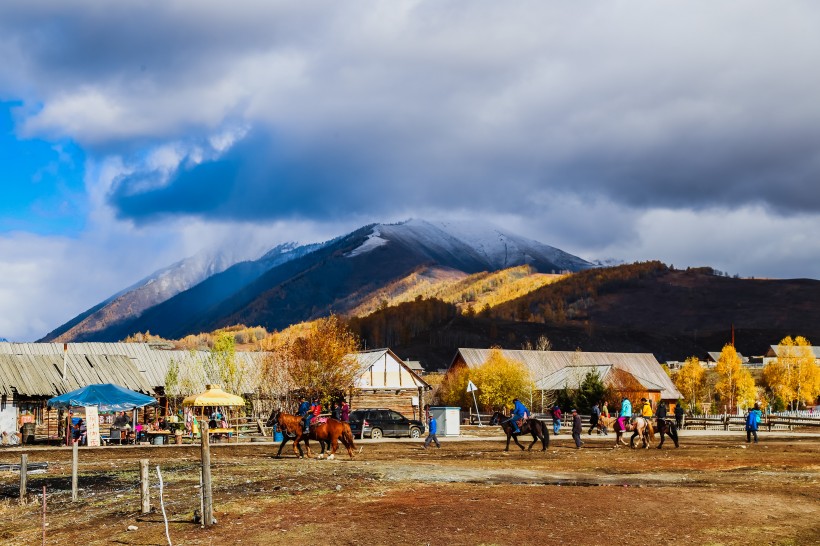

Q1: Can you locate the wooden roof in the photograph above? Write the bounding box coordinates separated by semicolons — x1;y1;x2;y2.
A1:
0;342;266;394
0;353;154;397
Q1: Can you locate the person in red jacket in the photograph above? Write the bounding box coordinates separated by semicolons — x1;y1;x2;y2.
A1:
310;398;322;424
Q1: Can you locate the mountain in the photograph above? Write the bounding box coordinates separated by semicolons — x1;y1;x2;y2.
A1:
43;219;592;341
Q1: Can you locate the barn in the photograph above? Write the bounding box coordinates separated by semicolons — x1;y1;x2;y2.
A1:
448;348;682;412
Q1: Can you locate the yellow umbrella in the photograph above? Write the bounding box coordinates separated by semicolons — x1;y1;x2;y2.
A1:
182;385;245;407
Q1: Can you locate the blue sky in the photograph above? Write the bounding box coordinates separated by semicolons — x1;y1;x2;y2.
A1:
2;1;820;341
0;101;86;234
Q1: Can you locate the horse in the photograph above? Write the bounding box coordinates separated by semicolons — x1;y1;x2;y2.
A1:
655;418;679;449
266;409;312;459
307;417;357;459
489;411;549;452
597;415;630;447
629;417;655;449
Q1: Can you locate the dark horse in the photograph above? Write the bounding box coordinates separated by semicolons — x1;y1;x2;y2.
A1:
309;417;357;459
266;409;311;458
655;418;679;449
489;411;549;452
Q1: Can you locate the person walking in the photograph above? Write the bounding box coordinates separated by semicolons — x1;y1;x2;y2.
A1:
424;412;440;449
340;400;350;422
745;402;762;443
674;403;685;430
552;405;562;435
571;409;583;448
588;402;600;435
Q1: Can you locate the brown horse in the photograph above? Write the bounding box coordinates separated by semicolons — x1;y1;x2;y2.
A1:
309;417;357;459
597;415;630;447
266;409;312;458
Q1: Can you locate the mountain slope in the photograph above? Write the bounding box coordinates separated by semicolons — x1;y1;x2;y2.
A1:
350;263;820;366
40;249;250;342
45;219;592;341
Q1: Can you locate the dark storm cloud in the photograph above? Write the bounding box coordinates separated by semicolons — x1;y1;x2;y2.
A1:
4;1;820;220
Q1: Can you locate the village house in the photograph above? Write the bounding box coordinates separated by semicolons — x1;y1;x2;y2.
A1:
447;348;682;412
348;349;431;420
762;345;820;367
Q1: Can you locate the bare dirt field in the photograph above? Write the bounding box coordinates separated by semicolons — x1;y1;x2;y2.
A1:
1;433;819;546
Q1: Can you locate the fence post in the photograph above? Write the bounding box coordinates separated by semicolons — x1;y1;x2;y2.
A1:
201;422;214;528
71;441;79;502
19;453;27;505
140;459;151;514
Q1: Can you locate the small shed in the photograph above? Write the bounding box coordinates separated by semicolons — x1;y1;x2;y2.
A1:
429;406;460;437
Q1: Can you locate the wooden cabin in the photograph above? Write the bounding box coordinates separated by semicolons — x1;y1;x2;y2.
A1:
348;349;431;420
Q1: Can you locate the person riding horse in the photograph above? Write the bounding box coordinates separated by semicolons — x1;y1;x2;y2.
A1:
618;397;632;431
507;398;529;434
297;396;311;433
640;398;653;419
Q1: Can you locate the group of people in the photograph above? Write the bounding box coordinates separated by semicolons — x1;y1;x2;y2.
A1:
503;396;696;449
296;396;350;433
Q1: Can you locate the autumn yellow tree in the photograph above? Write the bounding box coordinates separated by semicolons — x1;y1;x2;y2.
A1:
763;336;820;410
260;315;361;408
715;344;756;413
470;348;534;411
674;356;706;411
437;365;472;409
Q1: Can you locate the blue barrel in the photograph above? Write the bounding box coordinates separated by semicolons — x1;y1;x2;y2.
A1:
273;426;283;442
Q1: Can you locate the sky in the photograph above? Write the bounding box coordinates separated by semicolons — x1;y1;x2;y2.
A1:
2;1;820;341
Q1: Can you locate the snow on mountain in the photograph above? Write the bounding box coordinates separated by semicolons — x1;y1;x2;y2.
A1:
344;229;388;258
345;219;592;272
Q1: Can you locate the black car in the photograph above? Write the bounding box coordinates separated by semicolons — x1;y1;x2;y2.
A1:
349;408;426;439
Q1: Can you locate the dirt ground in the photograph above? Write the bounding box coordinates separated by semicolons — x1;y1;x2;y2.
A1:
1;433;819;546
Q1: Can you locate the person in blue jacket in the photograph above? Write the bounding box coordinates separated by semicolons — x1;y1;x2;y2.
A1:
296;396;312;433
507;398;529;434
745;402;762;443
618;397;632;431
424;412;440;448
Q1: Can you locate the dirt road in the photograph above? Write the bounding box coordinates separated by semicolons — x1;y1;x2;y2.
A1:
1;433;818;545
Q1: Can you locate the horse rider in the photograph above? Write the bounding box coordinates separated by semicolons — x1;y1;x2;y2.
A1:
618;397;632;431
297;395;312;433
640;398;653;419
310;397;323;424
656;400;668;427
507;398;529;434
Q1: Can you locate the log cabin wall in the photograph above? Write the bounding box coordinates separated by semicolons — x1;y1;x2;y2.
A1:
349;388;425;420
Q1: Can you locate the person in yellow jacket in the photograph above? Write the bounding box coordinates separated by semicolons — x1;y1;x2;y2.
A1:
640;398;653;418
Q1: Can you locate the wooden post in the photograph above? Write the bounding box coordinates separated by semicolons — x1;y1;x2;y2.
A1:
200;421;214;527
19;454;27;505
71;440;79;502
140;459;150;514
42;485;47;546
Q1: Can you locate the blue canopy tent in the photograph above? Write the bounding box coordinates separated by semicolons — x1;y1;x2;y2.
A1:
47;383;157;412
